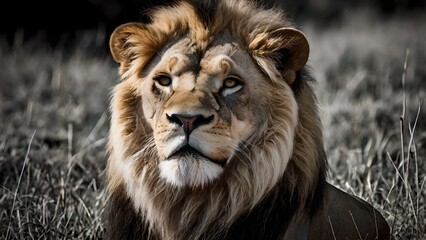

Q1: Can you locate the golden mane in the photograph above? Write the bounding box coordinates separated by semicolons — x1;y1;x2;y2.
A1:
105;1;392;239
108;0;323;199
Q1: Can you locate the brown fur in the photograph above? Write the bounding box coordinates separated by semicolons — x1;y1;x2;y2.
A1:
105;0;393;239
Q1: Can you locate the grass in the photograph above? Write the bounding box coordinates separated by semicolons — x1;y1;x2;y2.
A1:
1;9;425;239
0;30;112;239
303;9;426;239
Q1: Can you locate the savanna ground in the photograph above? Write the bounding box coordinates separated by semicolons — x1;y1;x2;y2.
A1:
1;7;425;240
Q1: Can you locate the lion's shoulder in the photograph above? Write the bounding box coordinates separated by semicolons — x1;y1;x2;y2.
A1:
309;183;392;240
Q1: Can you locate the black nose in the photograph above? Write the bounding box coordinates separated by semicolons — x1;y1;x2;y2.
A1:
167;114;214;135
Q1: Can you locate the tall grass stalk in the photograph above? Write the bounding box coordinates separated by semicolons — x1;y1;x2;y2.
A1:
5;130;36;239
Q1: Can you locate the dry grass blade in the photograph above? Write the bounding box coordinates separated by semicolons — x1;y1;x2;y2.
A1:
5;130;36;240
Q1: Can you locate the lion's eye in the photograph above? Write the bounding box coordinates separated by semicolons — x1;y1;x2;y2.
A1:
222;77;243;96
154;75;172;87
224;78;238;88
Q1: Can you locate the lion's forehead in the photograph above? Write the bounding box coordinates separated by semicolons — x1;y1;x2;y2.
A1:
159;38;245;86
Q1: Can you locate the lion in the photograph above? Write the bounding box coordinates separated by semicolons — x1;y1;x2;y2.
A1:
105;0;393;239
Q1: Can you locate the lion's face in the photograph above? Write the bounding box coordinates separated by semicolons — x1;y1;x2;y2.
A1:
108;17;310;192
107;2;327;238
108;0;313;207
139;36;283;187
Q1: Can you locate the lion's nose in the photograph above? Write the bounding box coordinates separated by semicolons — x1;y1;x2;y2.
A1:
167;114;214;135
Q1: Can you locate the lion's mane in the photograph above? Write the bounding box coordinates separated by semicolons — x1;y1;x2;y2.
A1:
105;1;327;239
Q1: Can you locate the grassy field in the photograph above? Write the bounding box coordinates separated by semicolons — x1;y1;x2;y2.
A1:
1;9;425;239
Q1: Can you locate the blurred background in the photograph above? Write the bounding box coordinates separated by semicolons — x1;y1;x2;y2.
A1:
1;0;425;50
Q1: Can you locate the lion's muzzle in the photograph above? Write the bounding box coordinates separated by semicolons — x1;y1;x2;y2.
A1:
154;89;231;187
167;113;214;136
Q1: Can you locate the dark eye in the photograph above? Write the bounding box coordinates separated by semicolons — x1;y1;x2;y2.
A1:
222;77;243;96
154;75;172;87
223;77;239;88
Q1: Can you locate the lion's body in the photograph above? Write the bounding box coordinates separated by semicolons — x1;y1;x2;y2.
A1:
105;0;392;239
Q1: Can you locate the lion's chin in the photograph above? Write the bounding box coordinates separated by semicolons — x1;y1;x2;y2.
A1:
158;156;224;187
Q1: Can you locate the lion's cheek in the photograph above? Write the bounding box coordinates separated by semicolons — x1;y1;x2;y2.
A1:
231;114;253;141
142;99;156;121
141;83;163;122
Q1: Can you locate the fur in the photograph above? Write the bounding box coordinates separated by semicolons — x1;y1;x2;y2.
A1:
104;1;391;240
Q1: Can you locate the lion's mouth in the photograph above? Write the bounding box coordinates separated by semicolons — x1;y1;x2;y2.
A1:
158;144;226;187
168;145;225;167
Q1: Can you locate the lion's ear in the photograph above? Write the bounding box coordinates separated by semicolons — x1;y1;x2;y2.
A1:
109;22;145;74
249;28;309;84
273;28;309;74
